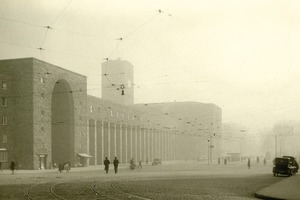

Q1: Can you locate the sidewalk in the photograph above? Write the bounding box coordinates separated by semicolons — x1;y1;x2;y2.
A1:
255;174;300;200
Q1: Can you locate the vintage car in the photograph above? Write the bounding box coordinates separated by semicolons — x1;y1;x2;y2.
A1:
273;156;298;176
283;156;299;173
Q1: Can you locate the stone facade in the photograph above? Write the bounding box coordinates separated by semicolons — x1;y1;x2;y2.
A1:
0;57;222;169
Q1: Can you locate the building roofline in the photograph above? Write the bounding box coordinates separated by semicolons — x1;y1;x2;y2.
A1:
0;57;87;78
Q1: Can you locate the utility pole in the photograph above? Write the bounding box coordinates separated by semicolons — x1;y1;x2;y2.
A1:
275;135;277;158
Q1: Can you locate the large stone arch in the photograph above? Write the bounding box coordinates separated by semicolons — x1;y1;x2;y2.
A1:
51;79;75;166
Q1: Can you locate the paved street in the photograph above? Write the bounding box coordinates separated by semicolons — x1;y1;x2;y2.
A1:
0;161;284;199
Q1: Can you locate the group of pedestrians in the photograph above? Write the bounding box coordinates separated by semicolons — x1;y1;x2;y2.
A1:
104;156;119;174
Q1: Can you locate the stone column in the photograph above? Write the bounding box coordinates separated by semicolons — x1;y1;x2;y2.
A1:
135;126;138;161
101;121;104;164
120;123;122;163
130;125;133;160
94;120;97;165
137;126;140;162
114;123;117;158
151;128;154;160
153;129;156;158
87;119;90;166
157;130;162;159
124;124;128;163
168;132;170;161
145;128;148;163
108;122;110;160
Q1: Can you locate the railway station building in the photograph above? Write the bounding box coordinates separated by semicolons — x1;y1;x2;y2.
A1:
0;57;222;169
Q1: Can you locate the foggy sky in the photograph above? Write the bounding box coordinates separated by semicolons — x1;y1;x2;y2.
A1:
1;0;300;130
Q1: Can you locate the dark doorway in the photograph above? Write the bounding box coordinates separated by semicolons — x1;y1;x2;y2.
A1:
39;154;47;169
51;80;74;166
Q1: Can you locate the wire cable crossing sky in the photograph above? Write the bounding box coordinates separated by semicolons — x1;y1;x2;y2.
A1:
1;0;300;130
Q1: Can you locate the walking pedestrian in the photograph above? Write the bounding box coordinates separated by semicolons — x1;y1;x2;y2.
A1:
138;160;142;168
58;163;64;173
67;161;71;172
263;158;267;166
113;157;119;174
0;161;2;172
247;158;251;169
104;157;110;174
10;161;16;175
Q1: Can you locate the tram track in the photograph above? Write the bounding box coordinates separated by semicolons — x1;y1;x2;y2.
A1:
49;179;72;200
110;182;152;200
25;180;49;200
25;177;73;200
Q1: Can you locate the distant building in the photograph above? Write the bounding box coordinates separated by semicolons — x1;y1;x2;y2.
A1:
0;57;222;169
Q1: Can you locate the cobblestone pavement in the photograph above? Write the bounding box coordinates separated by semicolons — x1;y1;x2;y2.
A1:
0;161;284;199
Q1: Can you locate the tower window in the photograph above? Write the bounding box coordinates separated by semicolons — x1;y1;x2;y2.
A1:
1;97;7;107
41;110;44;116
41;127;45;132
2;116;7;125
0;150;8;162
90;106;93;113
40;77;45;83
2;81;7;90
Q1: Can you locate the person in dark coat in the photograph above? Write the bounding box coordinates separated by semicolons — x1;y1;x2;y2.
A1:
58;163;64;173
104;157;110;174
247;158;251;169
10;161;16;175
0;162;2;172
113;157;119;174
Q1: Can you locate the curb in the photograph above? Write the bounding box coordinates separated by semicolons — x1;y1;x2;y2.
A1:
254;192;284;200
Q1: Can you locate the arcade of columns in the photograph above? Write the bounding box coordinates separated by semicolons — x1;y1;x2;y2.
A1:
87;119;176;165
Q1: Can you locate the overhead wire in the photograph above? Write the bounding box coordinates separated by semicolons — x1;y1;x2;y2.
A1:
102;9;172;93
1;5;297;136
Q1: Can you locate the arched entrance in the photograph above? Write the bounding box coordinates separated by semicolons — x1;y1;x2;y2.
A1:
51;80;74;167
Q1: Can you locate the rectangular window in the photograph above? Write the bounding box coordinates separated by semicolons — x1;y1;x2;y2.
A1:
90;106;93;113
41;110;44;116
0;150;8;162
40;77;45;83
110;110;113;117
41;93;45;98
2;81;7;90
41;127;44;132
1;97;7;107
2;116;7;125
2;135;7;143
